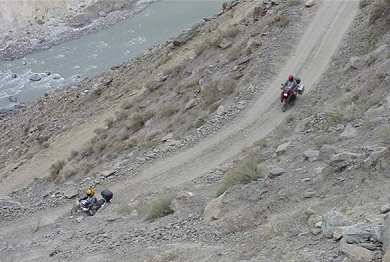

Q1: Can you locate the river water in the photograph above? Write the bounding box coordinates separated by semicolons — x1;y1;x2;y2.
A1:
0;0;224;109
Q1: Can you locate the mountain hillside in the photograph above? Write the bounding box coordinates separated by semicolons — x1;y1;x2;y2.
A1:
1;0;390;261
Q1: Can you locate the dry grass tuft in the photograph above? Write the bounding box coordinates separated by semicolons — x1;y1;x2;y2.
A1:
369;0;388;24
48;160;66;182
146;193;174;220
217;157;263;196
287;0;301;6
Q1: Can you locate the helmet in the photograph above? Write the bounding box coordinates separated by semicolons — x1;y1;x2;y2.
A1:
288;75;294;81
86;187;96;197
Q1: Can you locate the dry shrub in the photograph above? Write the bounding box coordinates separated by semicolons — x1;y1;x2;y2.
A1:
275;15;290;27
68;150;79;161
116;127;130;141
288;0;301;6
369;0;388;24
226;44;243;62
104;117;114;129
62;164;79;179
194;40;209;57
147;252;179;262
360;0;371;9
80;143;95;158
93;87;104;96
159;104;179;118
115;110;129;122
378;127;390;144
268;15;290;28
36;135;50;145
93;140;108;153
31;217;42;233
116;203;134;216
217;78;236;95
217;157;263;196
110;138;137;154
221;25;240;38
313;134;338;149
146;193;174;220
121;100;133;110
200;82;220;108
207;29;223;46
326;110;345;126
343;103;362;122
130;111;154;131
48;160;66;182
362;118;377;130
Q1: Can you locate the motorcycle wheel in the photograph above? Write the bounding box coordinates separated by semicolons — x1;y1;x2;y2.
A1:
282;102;287;112
70;204;81;216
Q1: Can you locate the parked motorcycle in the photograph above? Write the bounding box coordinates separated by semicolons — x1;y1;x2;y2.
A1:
71;189;113;216
280;78;304;112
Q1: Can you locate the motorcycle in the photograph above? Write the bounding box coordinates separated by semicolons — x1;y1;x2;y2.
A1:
280;79;304;112
71;189;113;216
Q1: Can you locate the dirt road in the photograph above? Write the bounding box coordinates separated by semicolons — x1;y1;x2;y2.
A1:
113;0;359;199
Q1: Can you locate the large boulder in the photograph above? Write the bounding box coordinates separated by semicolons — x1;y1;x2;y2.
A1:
171;191;205;218
276;142;290;155
328;152;364;171
304;149;320;162
322;209;351;238
0;195;23;209
382;214;390;250
340;240;373;262
268;166;286;178
340;123;358;138
62;185;79;199
305;0;316;8
204;193;225;222
29;73;42;82
67;13;92;28
341;223;383;244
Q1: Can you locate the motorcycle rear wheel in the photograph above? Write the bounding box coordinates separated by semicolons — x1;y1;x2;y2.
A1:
282;103;287;112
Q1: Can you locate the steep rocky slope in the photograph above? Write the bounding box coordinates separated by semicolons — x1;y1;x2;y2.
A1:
1;0;390;261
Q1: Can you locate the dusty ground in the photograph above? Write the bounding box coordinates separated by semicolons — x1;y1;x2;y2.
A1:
1;0;390;261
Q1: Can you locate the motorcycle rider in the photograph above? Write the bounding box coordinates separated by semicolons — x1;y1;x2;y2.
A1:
80;186;98;210
282;74;298;93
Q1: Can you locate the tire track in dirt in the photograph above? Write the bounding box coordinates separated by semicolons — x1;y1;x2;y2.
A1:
113;0;359;199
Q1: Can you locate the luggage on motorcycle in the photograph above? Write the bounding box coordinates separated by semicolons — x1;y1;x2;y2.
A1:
101;190;113;202
297;84;304;95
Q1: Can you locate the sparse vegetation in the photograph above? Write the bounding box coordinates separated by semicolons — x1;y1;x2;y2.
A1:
217;157;263;196
378;126;390;144
48;160;66;182
221;25;240;38
159;104;179;118
288;0;301;6
146;193;174;220
273;15;290;28
116;203;134;216
104;117;114;129
369;0;388;24
200;82;220;109
31;216;42;233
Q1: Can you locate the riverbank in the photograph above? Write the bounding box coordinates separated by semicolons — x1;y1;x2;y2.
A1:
0;0;152;61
